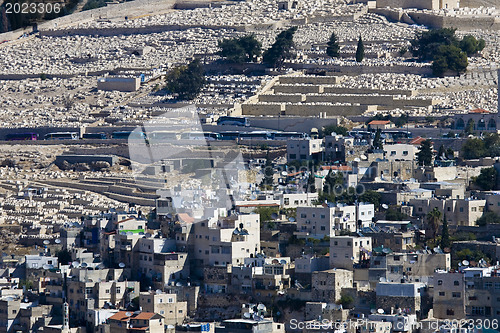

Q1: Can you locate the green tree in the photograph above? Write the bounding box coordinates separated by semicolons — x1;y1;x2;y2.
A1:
410;28;459;60
477;211;500;226
372;128;383;150
263;26;298;67
254;206;279;225
322;124;348;137
355;35;364;63
459;35;486;56
426;207;442;239
473;167;498;191
462;138;486;159
56;249;72;265
165;59;206;100
218;35;262;63
385;207;409;221
305;173;316;193
440;217;451;249
326;31;340;58
437;145;446;159
432;44;468;77
337;294;354;309
417;139;433;166
359;190;381;208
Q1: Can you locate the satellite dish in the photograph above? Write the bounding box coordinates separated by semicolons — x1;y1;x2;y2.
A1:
271;213;278;220
54;239;61;244
360;154;367;160
43;240;50;245
155;289;162;294
350;256;355;260
280;259;287;265
257;304;266;310
166;213;173;219
125;312;132;317
381;204;389;210
382;248;390;254
176;282;182;286
462;260;470;266
42;264;50;270
167;325;175;329
72;261;80;268
354;157;361;162
243;312;251;319
281;171;288;177
81;263;88;268
370;309;377;314
289;217;295;222
119;262;126;268
233;229;240;235
377;308;384;314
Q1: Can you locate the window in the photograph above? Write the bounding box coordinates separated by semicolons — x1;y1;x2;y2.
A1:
452;292;461;298
439;292;445;296
454;281;460;286
116;287;121;293
437;280;443;286
485;282;493;288
447;309;455;316
402;151;408;156
85;287;93;295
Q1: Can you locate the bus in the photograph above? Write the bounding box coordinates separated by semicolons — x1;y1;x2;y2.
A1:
219;132;240;141
179;132;221;141
383;130;412;140
149;131;179;142
239;131;272;140
82;133;107;140
44;132;79;140
271;132;309;140
5;133;38;141
217;116;250;127
111;131;146;140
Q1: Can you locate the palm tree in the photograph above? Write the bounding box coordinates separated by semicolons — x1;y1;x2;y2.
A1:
426;207;442;239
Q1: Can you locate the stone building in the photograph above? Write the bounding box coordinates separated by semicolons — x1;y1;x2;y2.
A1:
311;269;353;303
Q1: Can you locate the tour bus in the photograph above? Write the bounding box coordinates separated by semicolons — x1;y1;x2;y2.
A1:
111;131;146;140
82;133;107;140
149;131;180;142
271;132;309;140
383;130;412;140
5;133;38;141
179;132;221;141
217;116;250;127
44;132;79;140
239;131;272;140
219;132;240;141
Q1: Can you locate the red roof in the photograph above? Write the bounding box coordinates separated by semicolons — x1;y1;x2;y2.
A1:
368;120;391;125
177;213;195;224
109;311;132;321
409;136;426;145
133;312;156;320
109;311;158;322
321;166;352;171
470;108;490;114
114;217;135;224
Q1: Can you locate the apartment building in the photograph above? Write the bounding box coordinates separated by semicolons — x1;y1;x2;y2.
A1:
330;236;372;270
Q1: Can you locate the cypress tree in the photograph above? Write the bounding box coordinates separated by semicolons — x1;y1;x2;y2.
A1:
326;31;340;58
355;35;364;63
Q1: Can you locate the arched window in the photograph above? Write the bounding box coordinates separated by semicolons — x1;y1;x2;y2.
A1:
488;119;497;130
455;118;465;130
